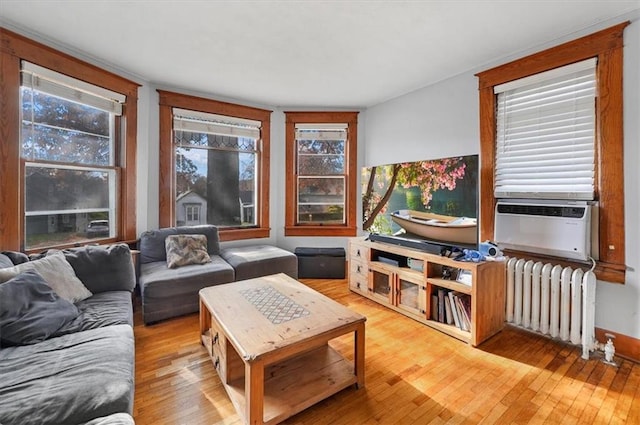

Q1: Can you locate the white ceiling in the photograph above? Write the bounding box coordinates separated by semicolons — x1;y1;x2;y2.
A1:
1;1;638;108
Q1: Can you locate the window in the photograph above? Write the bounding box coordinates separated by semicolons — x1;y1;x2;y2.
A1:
21;62;121;248
494;59;596;200
185;205;200;223
476;22;628;283
284;111;358;237
158;90;271;241
0;28;139;252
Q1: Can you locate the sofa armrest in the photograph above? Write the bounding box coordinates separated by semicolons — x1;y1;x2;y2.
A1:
63;244;135;294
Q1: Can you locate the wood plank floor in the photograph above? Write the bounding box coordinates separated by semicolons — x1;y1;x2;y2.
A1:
133;279;640;424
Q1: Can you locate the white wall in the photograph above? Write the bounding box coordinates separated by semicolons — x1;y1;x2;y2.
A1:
364;72;479;166
363;14;640;339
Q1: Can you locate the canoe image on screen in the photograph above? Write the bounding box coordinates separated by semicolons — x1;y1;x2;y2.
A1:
390;210;477;245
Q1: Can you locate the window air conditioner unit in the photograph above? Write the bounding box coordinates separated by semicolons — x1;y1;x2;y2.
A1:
494;200;597;262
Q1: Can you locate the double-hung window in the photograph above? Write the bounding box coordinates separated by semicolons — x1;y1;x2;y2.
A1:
285;111;358;237
0;29;138;252
20;62;123;249
477;23;628;283
158;90;271;241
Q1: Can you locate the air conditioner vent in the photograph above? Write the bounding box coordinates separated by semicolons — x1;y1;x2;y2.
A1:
496;204;586;219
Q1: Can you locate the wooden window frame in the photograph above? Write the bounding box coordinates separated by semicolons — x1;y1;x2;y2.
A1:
158;90;271;241
284;111;358;237
476;22;629;283
0;28;139;252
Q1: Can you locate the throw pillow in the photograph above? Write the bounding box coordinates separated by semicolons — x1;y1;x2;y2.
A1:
0;253;13;268
0;251;92;303
165;234;212;269
0;270;80;346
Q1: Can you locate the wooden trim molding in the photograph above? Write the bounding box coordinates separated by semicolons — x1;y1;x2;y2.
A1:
157;90;272;240
284;111;359;237
0;27;139;250
476;22;629;284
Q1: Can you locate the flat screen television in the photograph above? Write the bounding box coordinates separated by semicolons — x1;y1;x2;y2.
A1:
361;154;479;254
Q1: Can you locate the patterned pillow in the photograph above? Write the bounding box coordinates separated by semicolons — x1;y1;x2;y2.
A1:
0;251;92;303
165;234;212;269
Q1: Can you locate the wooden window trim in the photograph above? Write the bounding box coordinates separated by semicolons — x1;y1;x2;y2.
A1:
0;28;139;251
157;90;272;242
476;22;629;283
284;111;358;237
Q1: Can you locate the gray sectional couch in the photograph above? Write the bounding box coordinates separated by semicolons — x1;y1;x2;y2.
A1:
139;225;298;324
0;244;136;425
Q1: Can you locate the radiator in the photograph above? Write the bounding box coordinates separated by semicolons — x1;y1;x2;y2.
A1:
505;258;597;359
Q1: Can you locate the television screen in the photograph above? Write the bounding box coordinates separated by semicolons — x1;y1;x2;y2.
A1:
362;154;479;251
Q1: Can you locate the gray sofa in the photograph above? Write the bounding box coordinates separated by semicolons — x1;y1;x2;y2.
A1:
0;244;136;425
139;225;298;324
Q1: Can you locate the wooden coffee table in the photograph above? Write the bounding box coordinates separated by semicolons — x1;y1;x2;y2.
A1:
199;273;366;425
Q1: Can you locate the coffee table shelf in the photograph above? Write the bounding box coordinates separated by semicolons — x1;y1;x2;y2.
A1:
224;344;356;425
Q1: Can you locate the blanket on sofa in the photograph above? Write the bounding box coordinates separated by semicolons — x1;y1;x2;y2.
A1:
0;325;134;425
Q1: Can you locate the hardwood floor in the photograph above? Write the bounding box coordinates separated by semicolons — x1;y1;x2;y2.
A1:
133;279;640;424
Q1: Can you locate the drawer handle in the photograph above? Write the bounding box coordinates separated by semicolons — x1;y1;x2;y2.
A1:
356;249;361;257
356;265;362;273
214;357;220;370
212;332;219;345
356;282;361;289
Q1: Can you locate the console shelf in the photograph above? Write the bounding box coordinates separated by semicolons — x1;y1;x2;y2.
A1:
348;237;505;346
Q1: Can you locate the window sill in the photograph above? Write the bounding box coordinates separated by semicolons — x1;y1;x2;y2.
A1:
219;227;270;242
284;225;357;237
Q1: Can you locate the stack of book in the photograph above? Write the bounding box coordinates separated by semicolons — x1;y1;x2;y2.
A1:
430;287;472;331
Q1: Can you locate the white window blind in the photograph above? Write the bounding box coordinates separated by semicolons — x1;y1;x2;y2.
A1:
173;108;261;139
21;61;125;115
295;123;347;141
494;58;597;200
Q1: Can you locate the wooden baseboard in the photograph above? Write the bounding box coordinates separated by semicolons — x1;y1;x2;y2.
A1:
595;327;640;363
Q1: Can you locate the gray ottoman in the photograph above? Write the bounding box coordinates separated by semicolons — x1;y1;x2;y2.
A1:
220;245;298;281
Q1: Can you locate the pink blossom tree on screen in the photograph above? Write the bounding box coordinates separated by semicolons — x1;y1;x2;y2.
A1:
362;157;466;231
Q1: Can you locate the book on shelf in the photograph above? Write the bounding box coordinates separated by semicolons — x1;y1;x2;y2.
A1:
447;291;461;329
439;291;471;331
443;295;454;325
437;288;447;323
452;292;471;331
431;294;438;321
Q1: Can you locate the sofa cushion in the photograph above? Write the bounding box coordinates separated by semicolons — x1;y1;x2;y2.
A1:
139;225;220;264
140;255;234;300
0;325;134;425
63;244;135;294
0;270;80;347
55;291;134;336
220;245;298;281
0;252;92;303
165;234;212;269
